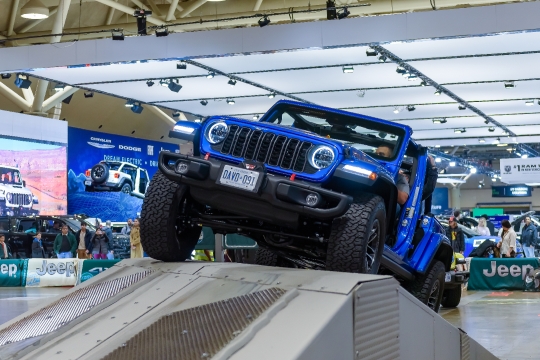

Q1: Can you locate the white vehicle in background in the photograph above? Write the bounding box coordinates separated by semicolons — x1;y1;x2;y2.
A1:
0;166;38;215
84;161;150;199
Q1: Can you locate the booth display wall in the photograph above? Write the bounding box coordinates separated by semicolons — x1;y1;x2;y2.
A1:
0;110;67;216
67;127;179;221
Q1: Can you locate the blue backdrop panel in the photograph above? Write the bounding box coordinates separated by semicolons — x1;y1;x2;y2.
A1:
67;127;179;221
431;188;449;215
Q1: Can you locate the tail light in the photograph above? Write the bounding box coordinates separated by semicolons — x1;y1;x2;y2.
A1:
85;170;90;177
114;173;120;178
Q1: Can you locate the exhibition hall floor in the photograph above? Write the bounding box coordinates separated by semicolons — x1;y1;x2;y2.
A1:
440;290;540;360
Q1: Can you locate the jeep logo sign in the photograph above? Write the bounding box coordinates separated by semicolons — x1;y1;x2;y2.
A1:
119;145;142;152
0;263;17;277
483;261;534;280
36;260;75;277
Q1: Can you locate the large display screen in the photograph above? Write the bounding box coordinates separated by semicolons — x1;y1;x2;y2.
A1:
492;185;531;197
0;137;67;216
67;127;179;222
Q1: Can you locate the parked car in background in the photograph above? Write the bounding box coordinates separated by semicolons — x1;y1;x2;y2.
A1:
85;161;150;199
0;166;39;216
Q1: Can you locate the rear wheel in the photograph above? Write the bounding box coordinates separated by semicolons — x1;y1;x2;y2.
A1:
120;183;132;194
406;260;446;312
326;194;386;274
441;286;462;308
140;171;201;262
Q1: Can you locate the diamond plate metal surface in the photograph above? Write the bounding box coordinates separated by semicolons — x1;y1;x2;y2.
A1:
103;287;287;360
0;270;152;346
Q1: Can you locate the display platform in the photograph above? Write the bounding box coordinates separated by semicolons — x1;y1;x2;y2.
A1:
0;259;497;360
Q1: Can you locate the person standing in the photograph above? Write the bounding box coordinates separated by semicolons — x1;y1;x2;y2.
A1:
89;228;110;260
31;232;45;258
497;220;517;258
103;220;114;241
520;216;537;258
121;219;133;235
0;234;11;259
476;217;491;236
130;218;143;258
481;214;496;236
75;222;92;259
446;217;465;254
54;225;77;259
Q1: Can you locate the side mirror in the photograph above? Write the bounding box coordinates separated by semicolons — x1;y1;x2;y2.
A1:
22;180;26;187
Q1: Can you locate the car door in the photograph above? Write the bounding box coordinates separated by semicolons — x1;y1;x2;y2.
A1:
138;169;149;195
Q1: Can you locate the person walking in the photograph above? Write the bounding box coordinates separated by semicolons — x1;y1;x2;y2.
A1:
75;222;92;259
121;219;133;235
497;220;517;258
53;225;77;259
476;217;491;236
0;234;11;259
89;228;110;260
130;218;143;258
520;216;537;258
446;216;465;254
31;232;45;258
481;214;496;236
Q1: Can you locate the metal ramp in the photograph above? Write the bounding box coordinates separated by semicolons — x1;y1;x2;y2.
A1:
0;259;497;360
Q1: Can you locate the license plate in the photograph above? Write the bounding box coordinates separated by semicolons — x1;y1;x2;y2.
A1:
445;272;452;282
84;181;92;186
218;165;260;191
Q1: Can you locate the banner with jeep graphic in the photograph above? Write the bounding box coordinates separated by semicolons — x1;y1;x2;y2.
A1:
79;259;120;283
67;127;179;221
468;257;540;290
25;258;79;287
500;158;540;185
0;259;26;287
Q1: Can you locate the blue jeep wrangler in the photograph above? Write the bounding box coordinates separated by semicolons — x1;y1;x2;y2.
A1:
140;100;454;312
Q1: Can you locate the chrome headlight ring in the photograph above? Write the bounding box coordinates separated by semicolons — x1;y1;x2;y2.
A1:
308;145;335;170
205;122;229;144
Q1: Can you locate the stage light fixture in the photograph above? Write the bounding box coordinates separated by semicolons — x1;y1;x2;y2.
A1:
258;16;271;27
14;74;31;89
434;89;442;96
168;81;182;93
146;80;154;87
525;100;534;106
268;93;276;99
54;83;65;92
176;61;187;70
378;55;387;63
407;105;415;112
484;119;489;124
228;79;237;86
337;7;350;19
454;128;466;133
396;66;406;74
435;158;441;163
342;66;354;73
172;111;180;117
488;127;495;132
497;143;508;147
420;81;427;86
522;154;529;159
84;91;94;98
21;0;49;19
326;0;337;19
366;48;378;57
125;100;134;108
159;79;168;87
449;161;456;167
155;27;169;37
470;167;477;174
131;102;143;114
227;99;235;105
407;74;418;81
200;100;208;106
253;115;260;120
504;81;515;88
432;118;447;124
111;29;124;41
478;138;485;143
206;72;215;79
493;137;500;144
1;74;11;79
458;104;466;110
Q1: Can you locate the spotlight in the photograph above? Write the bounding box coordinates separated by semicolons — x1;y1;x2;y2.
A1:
131;102;143;114
159;79;168;87
458;104;466;110
146;80;154;87
449;161;456;167
484;119;490;124
435;157;442;163
434;89;442;96
493;137;500;144
525;100;534;106
176;61;187;70
206;72;215;79
378;55;387;63
168;81;182;93
396;66;406;74
470;167;477;174
504;81;515;88
497;143;509;147
420;81;427;86
337;7;350;19
155;27;169;37
454;128;466;133
342;66;354;73
435;145;440;148
253;115;260;120
172;111;180;118
258;16;271;27
200;100;208;106
393;107;401;114
407;74;418;81
478;182;484;188
522;154;529;159
407;105;415;112
228;79;237;87
268;93;276;99
54;83;65;92
488;127;495;132
326;0;337;20
478;138;485;143
1;74;11;79
516;151;522;156
111;29;124;41
125;100;134;108
14;74;31;89
366;48;378;57
432;118;447;124
84;91;94;98
226;99;235;105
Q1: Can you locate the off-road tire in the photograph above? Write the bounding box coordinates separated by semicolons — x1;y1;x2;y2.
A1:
441;286;462;308
326;194;386;274
120;183;132;194
91;164;109;184
406;260;446;312
140;171;201;262
255;247;279;266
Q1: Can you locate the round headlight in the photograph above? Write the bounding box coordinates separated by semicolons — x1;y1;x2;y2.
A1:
308;146;335;170
205;122;229;144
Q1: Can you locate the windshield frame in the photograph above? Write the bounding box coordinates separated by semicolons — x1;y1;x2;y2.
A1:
0;169;23;185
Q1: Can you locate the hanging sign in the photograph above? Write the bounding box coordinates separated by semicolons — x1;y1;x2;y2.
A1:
500;158;540;184
492;185;531;197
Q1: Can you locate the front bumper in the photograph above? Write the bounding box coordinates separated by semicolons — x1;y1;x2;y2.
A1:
158;152;352;228
444;271;470;289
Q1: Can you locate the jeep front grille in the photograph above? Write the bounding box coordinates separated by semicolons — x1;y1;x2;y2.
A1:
8;193;31;206
219;127;313;172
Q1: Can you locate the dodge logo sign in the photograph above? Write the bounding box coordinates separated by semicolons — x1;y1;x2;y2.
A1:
119;145;142;152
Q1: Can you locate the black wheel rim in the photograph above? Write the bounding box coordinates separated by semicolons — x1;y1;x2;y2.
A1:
365;219;380;272
93;167;104;178
427;279;440;309
122;185;130;194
